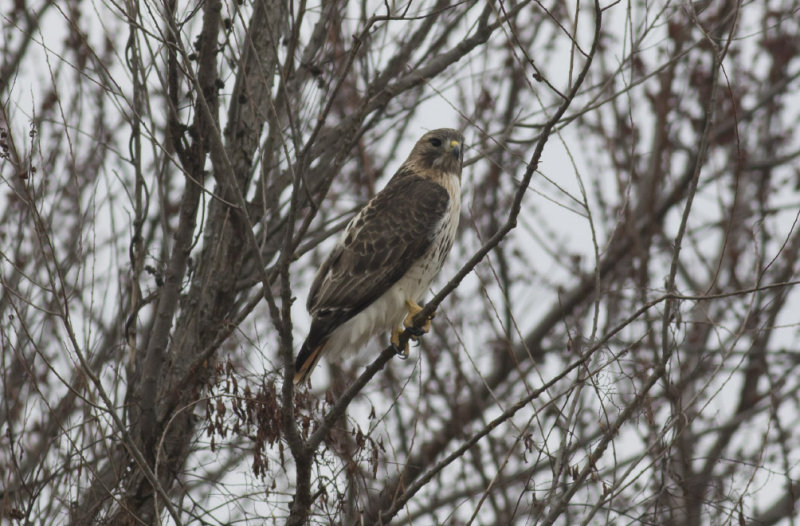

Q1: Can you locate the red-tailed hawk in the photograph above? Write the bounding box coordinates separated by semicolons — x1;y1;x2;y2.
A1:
294;129;464;384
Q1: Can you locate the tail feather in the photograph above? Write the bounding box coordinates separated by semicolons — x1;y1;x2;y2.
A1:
294;339;327;385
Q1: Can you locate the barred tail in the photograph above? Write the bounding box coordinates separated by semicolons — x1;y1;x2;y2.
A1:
294;339;327;385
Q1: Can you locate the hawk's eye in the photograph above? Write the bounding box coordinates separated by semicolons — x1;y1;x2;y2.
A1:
429;137;442;147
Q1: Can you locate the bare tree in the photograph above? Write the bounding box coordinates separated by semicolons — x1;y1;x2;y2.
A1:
3;0;800;524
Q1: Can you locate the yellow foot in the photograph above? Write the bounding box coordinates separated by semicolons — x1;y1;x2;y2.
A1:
403;299;434;339
391;327;410;359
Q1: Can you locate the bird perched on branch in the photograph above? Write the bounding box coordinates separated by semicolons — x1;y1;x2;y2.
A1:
294;128;464;385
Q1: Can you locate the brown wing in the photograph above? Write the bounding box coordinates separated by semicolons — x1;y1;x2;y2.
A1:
303;171;449;349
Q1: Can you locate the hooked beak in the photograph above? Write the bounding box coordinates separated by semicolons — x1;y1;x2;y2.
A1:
450;139;461;158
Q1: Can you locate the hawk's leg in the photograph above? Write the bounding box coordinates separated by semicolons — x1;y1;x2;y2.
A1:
391;328;410;359
391;301;436;359
403;299;434;339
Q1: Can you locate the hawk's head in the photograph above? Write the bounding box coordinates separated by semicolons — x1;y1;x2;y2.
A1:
409;128;464;175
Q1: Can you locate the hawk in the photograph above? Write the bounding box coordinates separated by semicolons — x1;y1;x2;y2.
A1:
294;129;464;384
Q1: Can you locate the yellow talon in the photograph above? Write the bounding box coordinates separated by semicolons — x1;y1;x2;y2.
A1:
391;327;410;358
403;299;433;336
392;300;435;356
